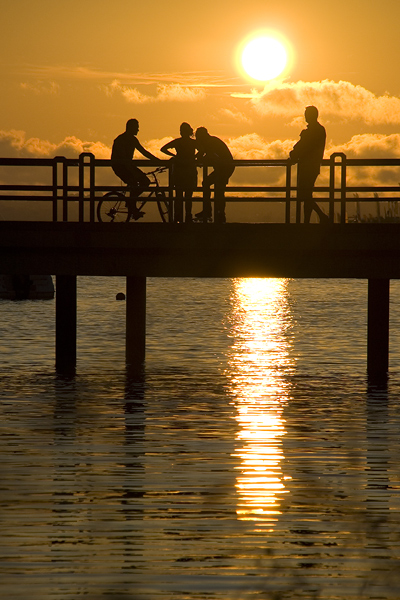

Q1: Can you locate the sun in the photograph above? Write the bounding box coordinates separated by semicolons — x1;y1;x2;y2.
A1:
241;35;288;82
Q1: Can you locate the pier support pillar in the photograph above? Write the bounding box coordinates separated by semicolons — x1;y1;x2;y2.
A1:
367;278;390;379
126;276;146;368
55;275;77;374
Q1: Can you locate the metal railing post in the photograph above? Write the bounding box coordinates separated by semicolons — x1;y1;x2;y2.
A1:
89;154;95;222
203;164;209;217
329;153;346;223
62;160;69;222
168;163;174;222
329;154;335;221
294;165;301;223
340;154;347;224
52;156;66;222
285;161;292;224
78;152;95;222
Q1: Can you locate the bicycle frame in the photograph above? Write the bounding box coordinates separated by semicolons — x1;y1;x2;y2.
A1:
97;166;170;223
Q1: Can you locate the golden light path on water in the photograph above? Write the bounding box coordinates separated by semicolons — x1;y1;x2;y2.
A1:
226;278;295;531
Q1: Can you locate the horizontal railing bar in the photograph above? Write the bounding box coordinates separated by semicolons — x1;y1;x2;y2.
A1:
0;158;61;167
0;185;56;191
1;195;399;204
2;157;400;168
0;184;399;193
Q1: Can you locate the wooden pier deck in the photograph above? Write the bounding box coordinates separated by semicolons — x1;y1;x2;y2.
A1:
1;221;400;279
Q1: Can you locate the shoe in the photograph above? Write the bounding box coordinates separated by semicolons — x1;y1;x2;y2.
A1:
129;208;145;221
194;210;212;222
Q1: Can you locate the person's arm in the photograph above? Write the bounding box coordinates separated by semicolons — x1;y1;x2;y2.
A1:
134;138;161;161
289;141;300;163
289;130;307;163
160;139;177;158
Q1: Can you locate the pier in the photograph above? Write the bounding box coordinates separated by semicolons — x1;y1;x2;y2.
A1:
1;153;400;378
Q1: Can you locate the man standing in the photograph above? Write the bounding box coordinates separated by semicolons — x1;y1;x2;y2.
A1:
289;106;328;224
195;127;235;224
111;119;160;220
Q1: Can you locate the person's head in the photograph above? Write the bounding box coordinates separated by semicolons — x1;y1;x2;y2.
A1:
180;122;193;138
305;106;319;124
126;118;139;135
195;126;209;144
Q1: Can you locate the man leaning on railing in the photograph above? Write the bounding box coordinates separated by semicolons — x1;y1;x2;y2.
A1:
289;106;329;224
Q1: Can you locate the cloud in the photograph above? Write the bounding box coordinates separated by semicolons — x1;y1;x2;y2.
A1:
328;133;400;158
104;80;206;103
234;80;400;125
227;133;295;160
0;130;110;159
143;137;173;158
220;108;252;124
27;65;239;88
157;84;206;102
20;81;60;95
104;81;153;103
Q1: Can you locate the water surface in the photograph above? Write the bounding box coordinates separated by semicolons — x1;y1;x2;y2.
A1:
1;277;400;599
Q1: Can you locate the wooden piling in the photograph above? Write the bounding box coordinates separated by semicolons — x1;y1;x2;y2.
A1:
367;278;390;379
55;275;77;374
126;276;146;368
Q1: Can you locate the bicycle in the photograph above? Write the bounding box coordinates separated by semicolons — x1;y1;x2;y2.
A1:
97;167;170;223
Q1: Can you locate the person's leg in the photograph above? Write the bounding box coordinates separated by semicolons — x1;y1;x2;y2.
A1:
213;166;233;223
311;200;329;222
126;168;150;219
184;190;193;222
174;189;184;223
303;187;313;224
298;168;327;223
196;171;214;220
214;182;226;223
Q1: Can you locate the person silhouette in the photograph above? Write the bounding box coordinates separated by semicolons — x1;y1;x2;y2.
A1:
160;122;197;223
289;106;328;224
111;119;160;220
194;127;235;224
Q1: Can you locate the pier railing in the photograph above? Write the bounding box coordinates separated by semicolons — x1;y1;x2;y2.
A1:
1;152;400;223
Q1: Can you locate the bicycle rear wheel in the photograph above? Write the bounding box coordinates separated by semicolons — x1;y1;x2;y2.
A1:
97;192;129;222
156;190;171;223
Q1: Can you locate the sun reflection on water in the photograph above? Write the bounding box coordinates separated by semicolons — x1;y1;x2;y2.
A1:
226;278;294;530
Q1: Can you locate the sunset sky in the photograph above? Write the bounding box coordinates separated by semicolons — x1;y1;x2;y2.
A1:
1;0;400;164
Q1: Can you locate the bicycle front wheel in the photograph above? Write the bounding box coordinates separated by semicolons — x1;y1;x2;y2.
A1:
97;192;129;222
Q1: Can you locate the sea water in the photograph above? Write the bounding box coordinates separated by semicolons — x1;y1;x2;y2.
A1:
1;277;400;599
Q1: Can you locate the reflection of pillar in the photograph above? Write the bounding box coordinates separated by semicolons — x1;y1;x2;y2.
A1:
126;276;146;368
123;374;146;495
55;275;77;374
51;375;80;555
119;374;146;571
365;384;390;567
367;279;389;379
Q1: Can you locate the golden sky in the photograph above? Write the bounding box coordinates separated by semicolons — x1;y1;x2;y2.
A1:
1;0;400;162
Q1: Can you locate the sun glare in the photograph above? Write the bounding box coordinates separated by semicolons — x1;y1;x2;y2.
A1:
240;35;288;82
226;278;294;529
